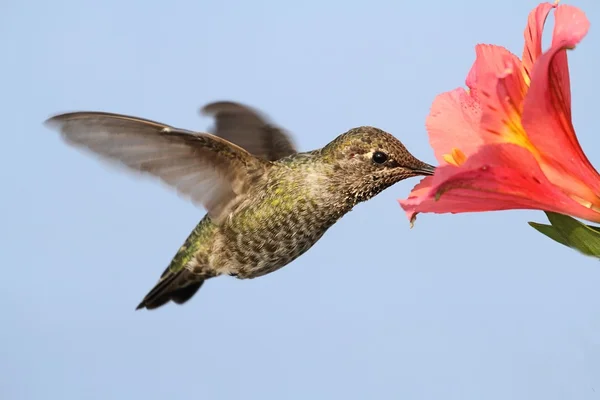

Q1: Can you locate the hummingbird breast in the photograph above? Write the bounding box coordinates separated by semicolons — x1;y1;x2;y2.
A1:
210;161;346;279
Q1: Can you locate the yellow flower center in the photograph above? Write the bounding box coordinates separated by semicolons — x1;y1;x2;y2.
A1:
500;117;539;157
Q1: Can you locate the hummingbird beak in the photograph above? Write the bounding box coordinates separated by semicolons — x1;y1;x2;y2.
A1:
410;162;436;176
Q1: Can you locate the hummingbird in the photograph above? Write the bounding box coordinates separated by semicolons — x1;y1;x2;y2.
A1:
45;101;435;310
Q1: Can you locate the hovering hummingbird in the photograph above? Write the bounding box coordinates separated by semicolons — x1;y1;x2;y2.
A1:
45;101;435;310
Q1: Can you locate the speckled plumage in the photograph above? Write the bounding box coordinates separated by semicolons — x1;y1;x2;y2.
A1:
45;101;434;310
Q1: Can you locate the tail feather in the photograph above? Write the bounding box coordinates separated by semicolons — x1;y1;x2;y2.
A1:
138;216;213;310
136;267;205;310
170;282;204;304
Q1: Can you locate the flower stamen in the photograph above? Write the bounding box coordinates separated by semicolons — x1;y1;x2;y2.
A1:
443;148;467;166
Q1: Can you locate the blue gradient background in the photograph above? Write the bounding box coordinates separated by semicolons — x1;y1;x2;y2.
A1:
2;0;600;398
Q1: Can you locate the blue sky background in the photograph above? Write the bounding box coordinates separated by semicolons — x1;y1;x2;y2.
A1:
3;0;600;398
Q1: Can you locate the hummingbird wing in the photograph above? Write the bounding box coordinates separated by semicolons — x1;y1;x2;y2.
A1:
45;111;269;224
200;101;297;161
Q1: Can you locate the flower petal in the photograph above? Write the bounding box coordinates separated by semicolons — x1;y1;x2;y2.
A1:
548;3;590;121
552;4;590;44
426;88;482;164
475;44;522;82
399;143;600;224
522;2;556;82
465;45;521;97
476;53;533;151
427;45;523;166
521;5;600;194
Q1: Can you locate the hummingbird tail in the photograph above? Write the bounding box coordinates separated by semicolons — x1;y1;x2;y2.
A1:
136;268;205;310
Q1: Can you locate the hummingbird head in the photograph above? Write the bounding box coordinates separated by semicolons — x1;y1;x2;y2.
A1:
323;126;436;203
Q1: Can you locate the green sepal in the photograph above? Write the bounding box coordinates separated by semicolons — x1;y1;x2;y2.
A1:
529;212;600;258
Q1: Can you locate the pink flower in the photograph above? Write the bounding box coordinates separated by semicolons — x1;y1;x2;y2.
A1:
399;2;600;226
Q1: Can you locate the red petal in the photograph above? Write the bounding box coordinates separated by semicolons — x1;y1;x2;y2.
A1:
474;50;531;148
552;4;590;46
425;45;520;165
522;2;555;81
462;45;521;98
465;59;478;91
521;5;600;193
474;44;522;82
399;143;600;224
463;45;520;95
426;88;482;164
548;4;590;121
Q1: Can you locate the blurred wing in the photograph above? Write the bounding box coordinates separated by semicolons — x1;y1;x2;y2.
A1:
45;111;268;224
201;101;297;161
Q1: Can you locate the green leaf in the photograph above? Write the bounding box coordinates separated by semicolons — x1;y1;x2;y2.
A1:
530;212;600;257
528;222;570;248
585;224;600;235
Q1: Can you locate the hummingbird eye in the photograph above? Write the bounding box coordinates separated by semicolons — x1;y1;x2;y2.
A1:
372;151;388;165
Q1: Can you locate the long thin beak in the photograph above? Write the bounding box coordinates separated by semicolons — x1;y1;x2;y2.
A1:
411;162;436;176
